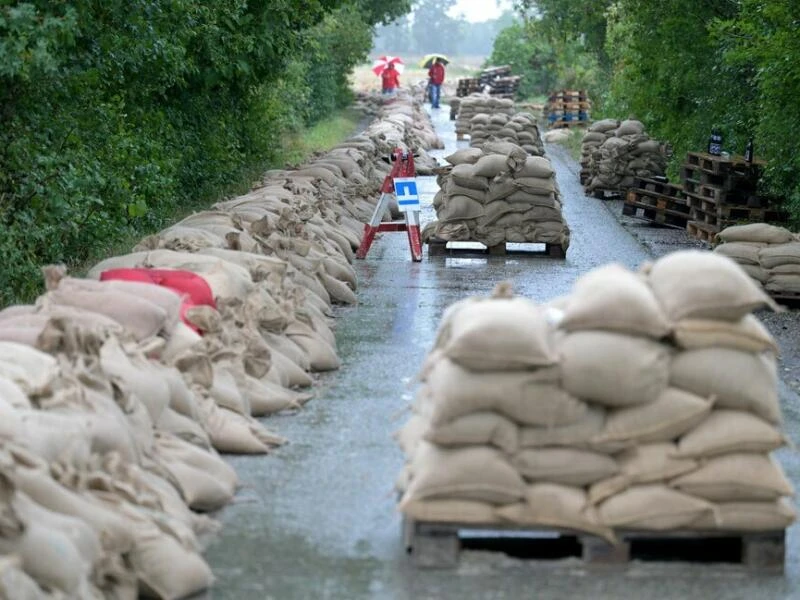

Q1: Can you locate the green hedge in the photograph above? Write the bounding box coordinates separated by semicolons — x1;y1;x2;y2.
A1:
0;0;410;304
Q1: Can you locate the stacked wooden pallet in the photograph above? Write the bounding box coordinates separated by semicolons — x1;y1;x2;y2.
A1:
455;78;481;98
681;152;788;242
545;89;592;129
623;178;690;229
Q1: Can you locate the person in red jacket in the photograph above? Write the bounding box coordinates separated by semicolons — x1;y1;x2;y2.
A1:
381;63;400;95
428;58;446;108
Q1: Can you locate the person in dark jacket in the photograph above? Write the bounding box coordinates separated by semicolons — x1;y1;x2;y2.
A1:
427;58;446;108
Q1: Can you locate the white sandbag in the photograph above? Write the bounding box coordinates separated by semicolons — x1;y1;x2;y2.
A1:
559;330;670;407
561;264;669;338
675;409;786;458
404;442;525;505
669;347;780;423
670;453;793;502
597;484;715;530
647;250;775;321
670;315;778;353
511;448;618;486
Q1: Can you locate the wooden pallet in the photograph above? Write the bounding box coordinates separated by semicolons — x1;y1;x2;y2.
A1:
688;198;789;226
588;187;624;200
686;220;718;242
627;189;690;214
427;239;566;258
550;120;591;129
634;178;683;199
622;201;690;229
685;151;765;175
404;519;785;572
769;289;800;306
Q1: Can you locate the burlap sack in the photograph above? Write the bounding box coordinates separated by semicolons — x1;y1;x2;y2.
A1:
670;315;778;353
597;485;715;530
496;484;613;541
765;274;800;293
472;154;512;178
518;406;605;449
404;442;526;504
559;331;670;407
515;156;555;179
400;498;497;524
670;453;793;502
588;443;698;505
0;342;59;395
592;387;713;446
715;223;794;245
422;358;584;427
445;181;487;203
647;250;775;320
511;448;618;486
669;347;780;423
561;264;669;338
450;164;489;191
442;297;558;371
674;409;786;458
438;195;485;222
424;412;520;454
395;414;428;457
688;499;796;531
713;242;765;265
589;119;620;133
741;263;769;283
616;119;645;136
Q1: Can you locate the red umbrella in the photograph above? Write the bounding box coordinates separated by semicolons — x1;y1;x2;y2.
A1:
372;56;405;76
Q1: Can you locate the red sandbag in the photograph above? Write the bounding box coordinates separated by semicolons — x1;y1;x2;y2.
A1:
100;268;216;333
100;268;216;309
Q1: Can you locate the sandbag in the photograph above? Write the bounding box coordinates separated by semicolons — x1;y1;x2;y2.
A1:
592;387;713;446
423;412;519;454
496;483;613;540
422;357;582;427
669;453;793;502
441;297;558;371
560;331;670;407
675;410;786;458
669;347;780;423
688;499;796;532
713;242;765;265
400;498;497;524
597;484;715;530
647;250;775;320
404;442;525;505
511;448;618;486
518;406;606;449
670;315;778;353
715;223;795;245
560;264;669;338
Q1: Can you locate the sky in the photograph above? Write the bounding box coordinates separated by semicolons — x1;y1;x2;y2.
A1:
449;0;512;22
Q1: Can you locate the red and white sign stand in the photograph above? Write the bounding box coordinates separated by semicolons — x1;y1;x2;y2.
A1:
355;148;422;262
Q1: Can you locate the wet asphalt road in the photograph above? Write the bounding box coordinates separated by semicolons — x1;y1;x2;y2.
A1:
202;106;800;600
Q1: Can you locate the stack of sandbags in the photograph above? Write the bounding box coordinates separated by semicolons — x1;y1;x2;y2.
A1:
422;141;570;250
454;95;514;139
470;112;544;156
581;119;670;193
0;92;448;598
714;223;800;295
397;252;794;537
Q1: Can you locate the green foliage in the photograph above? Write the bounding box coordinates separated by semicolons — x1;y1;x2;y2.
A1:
0;0;411;305
487;20;601;98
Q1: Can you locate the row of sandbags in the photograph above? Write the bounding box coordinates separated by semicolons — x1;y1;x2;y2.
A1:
468;111;545;157
396;251;794;539
454;95;514;137
0;93;442;599
582;118;670;193
421;141;570;249
714;223;800;296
